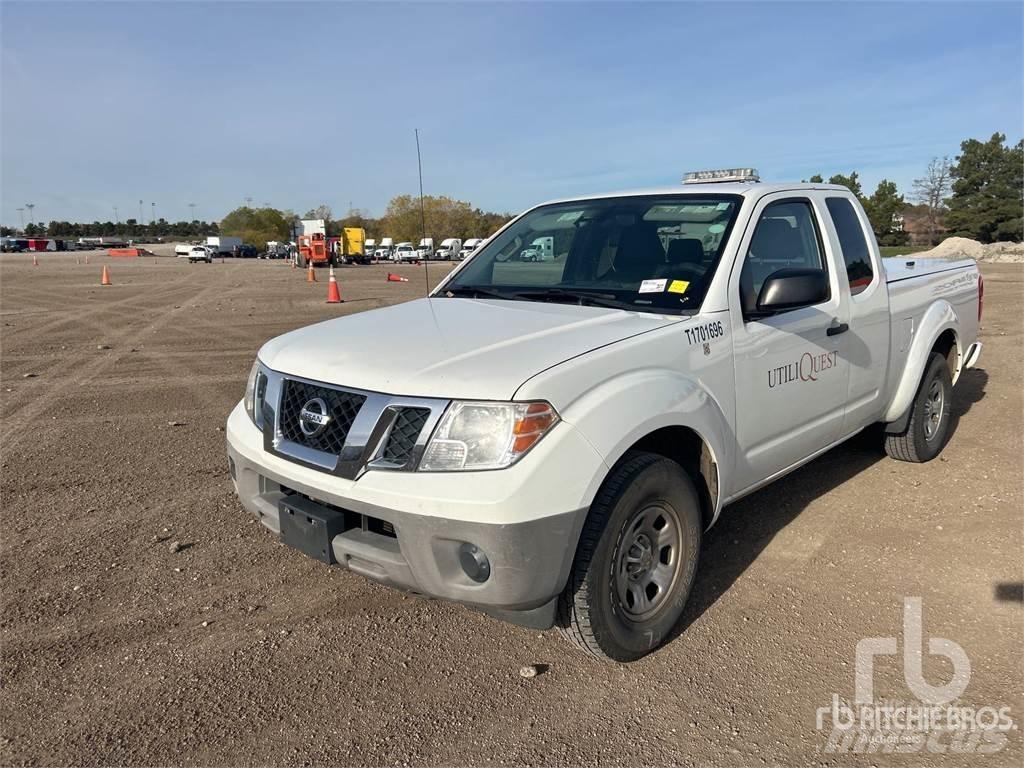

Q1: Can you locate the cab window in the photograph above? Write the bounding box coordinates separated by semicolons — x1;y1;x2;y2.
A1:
739;199;827;315
826;197;874;295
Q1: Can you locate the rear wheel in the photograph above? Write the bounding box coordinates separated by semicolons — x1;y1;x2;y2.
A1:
557;452;701;662
885;351;953;462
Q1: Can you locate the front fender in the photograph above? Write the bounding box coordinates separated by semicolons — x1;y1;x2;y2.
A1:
555;368;733;525
883;299;961;424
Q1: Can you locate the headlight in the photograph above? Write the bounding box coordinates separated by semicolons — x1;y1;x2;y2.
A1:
419;401;558;471
244;360;268;428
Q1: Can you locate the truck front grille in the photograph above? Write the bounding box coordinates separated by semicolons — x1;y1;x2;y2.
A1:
381;407;431;466
279;379;366;454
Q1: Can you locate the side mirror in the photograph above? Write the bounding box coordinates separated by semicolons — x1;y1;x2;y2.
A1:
755;268;828;314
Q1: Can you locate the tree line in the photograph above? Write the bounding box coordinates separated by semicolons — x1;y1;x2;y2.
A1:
804;132;1022;246
214;197;516;250
5;133;1019;247
1;219;219;240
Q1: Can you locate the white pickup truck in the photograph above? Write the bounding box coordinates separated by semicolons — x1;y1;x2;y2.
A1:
175;244;214;263
227;171;983;661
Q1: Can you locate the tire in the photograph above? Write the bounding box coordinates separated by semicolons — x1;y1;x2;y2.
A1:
557;452;702;662
885;351;953;462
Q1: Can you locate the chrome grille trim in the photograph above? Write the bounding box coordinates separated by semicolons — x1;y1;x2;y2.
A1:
259;367;448;479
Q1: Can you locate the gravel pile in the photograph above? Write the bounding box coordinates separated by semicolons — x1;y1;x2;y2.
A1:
913;236;1024;263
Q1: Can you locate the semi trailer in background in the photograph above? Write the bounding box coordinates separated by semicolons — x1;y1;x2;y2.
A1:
206;236;243;255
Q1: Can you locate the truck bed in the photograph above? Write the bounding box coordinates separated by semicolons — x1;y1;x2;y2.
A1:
881;255;981;414
882;255;975;283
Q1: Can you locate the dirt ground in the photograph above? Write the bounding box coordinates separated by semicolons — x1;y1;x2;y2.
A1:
1;253;1021;767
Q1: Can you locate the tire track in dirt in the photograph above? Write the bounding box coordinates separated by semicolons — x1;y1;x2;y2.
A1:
2;277;206;342
1;276;246;452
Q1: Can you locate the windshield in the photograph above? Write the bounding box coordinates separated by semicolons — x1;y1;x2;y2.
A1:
443;194;741;314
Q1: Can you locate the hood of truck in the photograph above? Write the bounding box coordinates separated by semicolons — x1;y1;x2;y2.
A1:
259;297;681;400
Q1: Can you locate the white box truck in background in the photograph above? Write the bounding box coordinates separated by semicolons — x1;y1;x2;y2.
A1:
416;238;434;260
458;238;484;259
206;236;243;255
519;236;554;261
434;238;462;260
376;237;394;260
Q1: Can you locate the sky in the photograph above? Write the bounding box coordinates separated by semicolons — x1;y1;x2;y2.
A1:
1;1;1022;226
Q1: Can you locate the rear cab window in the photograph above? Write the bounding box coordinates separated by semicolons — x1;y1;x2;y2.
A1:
825;196;874;295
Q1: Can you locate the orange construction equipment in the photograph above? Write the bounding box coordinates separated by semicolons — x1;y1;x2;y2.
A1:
326;266;342;303
101;265;112;285
387;272;409;283
108;248;141;257
298;233;329;267
306;263;317;283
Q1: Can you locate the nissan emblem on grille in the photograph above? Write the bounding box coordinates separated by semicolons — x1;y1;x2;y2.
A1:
298;397;332;437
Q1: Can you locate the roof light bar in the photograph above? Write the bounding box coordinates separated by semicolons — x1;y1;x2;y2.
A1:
682;168;760;184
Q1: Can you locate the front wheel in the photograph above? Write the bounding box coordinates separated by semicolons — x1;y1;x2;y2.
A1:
557;452;701;662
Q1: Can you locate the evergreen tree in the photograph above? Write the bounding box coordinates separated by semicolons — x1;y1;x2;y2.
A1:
946;133;1023;243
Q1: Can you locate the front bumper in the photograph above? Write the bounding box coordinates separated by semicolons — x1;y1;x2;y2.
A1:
226;402;604;628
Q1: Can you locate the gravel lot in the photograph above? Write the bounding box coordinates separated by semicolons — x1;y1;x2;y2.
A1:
1;253;1021;766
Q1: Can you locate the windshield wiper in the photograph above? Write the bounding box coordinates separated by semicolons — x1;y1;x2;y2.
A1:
510;287;634;310
443;285;515;300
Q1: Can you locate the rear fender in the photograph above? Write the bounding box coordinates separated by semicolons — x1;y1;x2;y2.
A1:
559;369;732;526
883;299;961;424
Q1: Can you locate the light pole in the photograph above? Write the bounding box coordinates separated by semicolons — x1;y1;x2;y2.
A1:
16;208;24;231
151;202;156;224
189;202;196;220
25;203;34;228
113;206;119;224
138;199;143;223
244;196;253;208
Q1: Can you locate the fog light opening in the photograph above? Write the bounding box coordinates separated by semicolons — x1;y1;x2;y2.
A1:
458;543;491;583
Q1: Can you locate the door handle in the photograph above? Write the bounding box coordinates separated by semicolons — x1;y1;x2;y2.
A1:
827;321;849;337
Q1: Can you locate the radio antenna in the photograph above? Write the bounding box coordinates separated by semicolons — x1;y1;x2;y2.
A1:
415;128;429;295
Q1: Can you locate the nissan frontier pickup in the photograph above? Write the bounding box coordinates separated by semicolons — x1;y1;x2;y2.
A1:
226;169;982;661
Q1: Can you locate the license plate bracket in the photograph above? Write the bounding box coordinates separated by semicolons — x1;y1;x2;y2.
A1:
278;495;348;564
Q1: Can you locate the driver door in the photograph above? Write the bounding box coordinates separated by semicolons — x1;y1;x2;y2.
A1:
727;193;850;495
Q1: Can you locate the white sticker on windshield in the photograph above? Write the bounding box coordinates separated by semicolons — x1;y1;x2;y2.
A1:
716;202;730;211
556;211;583;223
639;278;667;294
709;223;725;233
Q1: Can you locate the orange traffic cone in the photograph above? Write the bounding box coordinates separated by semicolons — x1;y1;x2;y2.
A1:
32;253;39;267
306;263;316;283
326;266;342;303
387;272;409;283
291;257;297;269
85;253;90;265
101;265;112;286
